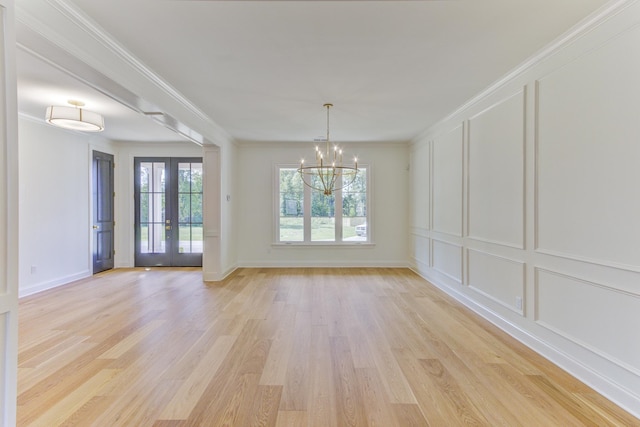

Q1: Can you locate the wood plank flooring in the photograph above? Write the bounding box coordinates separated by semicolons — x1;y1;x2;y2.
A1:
17;268;639;426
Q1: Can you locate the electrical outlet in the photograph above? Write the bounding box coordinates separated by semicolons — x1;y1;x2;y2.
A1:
515;296;523;310
30;265;37;274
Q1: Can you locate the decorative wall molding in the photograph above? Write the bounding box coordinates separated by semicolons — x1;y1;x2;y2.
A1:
410;0;640;417
535;248;640;274
414;0;637;143
432;239;463;284
409;227;430;238
535;267;640;378
465;236;524;251
432;125;464;237
466;249;525;315
466;88;526;249
411;265;640;419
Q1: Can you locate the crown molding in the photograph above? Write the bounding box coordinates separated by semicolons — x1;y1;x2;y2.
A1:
413;0;637;144
46;0;213;125
16;0;232;146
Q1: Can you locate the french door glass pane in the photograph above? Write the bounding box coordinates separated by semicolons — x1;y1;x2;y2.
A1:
139;162;166;253
177;162;203;254
140;223;166;254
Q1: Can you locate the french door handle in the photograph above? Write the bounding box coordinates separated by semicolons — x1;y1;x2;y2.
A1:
93;225;99;229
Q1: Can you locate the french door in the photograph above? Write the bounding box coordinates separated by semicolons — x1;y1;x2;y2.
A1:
134;157;203;267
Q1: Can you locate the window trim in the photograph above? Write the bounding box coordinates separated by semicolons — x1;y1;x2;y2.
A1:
274;163;372;245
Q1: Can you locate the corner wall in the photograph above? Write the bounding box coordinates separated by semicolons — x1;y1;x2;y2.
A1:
409;1;640;416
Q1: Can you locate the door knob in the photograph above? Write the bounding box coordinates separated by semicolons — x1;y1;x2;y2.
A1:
93;225;99;229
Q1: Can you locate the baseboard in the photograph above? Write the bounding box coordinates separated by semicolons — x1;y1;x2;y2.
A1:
19;270;91;298
409;266;640;419
237;260;410;268
203;263;238;282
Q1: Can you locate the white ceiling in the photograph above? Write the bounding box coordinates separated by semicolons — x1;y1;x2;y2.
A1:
16;0;610;144
16;48;185;143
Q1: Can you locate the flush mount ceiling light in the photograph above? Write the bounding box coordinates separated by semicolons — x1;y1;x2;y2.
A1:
45;100;104;132
297;103;359;196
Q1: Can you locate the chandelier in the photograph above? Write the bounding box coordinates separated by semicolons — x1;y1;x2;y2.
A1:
297;103;358;196
45;100;104;132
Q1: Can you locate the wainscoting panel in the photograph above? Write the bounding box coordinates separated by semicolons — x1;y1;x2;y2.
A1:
432;125;463;237
536;268;640;375
410;2;640;415
468;90;525;249
468;249;525;314
432;239;462;283
536;24;640;270
411;233;430;269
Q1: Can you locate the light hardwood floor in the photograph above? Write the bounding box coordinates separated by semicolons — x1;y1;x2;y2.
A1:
17;268;639;426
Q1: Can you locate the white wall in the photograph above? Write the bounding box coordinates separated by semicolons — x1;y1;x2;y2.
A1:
220;141;238;276
18;118;231;289
114;141;203;268
409;1;640;416
237;142;409;267
18;116;115;296
202;141;239;281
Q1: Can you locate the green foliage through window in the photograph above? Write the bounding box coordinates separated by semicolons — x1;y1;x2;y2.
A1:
277;167;368;243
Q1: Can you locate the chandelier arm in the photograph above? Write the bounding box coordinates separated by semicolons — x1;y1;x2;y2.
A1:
299;170;323;193
331;172;358;193
296;103;358;197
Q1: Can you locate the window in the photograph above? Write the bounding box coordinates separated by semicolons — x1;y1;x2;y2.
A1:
276;166;369;243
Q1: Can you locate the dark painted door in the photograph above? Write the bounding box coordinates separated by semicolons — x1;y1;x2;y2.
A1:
92;150;115;273
134;157;203;267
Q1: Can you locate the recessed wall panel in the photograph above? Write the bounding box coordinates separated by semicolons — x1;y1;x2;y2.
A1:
410;142;430;230
433;125;463;237
468;91;525;248
412;234;430;268
433;240;462;283
537;26;640;268
468;250;524;312
537;269;640;374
